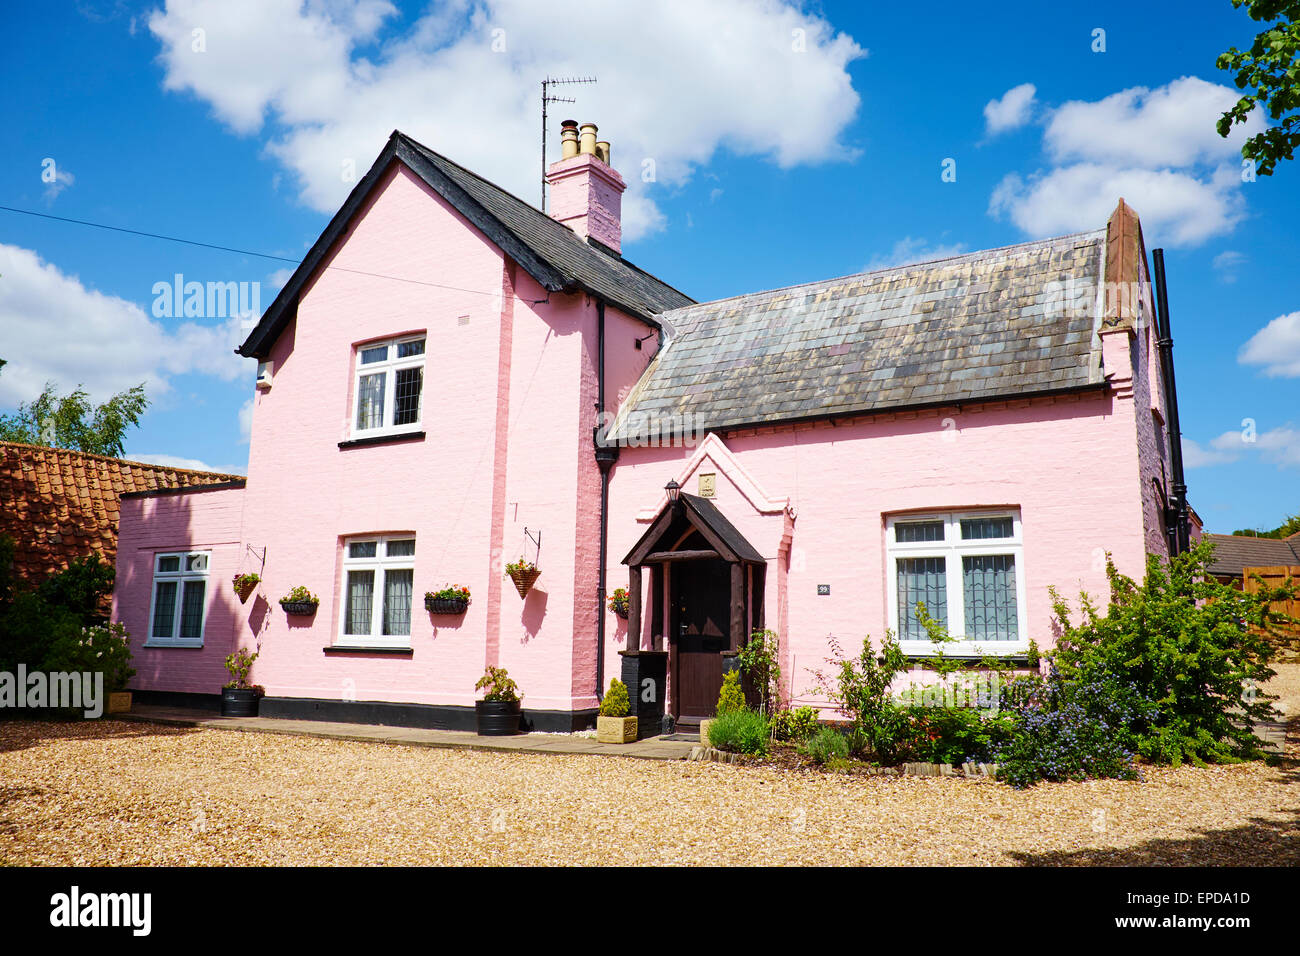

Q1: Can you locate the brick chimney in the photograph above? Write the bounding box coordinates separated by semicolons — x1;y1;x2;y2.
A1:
545;120;626;253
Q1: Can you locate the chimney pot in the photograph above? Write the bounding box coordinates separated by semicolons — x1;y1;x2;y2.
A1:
560;119;579;159
579;122;598;156
595;141;611;164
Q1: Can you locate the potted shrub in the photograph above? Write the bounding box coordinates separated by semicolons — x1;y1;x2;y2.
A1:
607;587;629;619
505;557;540;598
425;584;471;615
474;666;522;736
66;622;135;714
596;677;637;743
221;647;261;717
232;572;261;604
279;586;319;616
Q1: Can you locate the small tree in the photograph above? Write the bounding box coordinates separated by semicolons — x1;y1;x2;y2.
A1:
737;628;781;715
0;378;149;457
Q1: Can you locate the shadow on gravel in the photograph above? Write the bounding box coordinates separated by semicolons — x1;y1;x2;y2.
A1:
0;718;198;754
1008;808;1300;866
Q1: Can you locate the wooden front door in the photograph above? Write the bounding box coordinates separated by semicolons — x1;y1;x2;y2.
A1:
671;559;731;723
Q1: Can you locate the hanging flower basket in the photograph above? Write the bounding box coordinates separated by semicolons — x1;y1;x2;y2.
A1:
505;558;540;598
232;573;260;604
279;586;320;617
425;585;471;615
608;587;629;619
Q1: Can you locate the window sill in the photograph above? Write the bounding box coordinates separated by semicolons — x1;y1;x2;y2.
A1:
323;645;413;656
142;641;205;650
338;430;425;450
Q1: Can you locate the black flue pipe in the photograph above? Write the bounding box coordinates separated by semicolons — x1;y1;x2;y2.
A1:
1152;249;1190;555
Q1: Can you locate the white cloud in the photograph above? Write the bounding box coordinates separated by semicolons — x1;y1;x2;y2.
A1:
238;396;254;442
989;76;1260;247
1187;424;1300;469
983;83;1036;136
990;163;1244;246
1212;249;1245;283
43;165;75;204
0;243;252;409
128;452;247;475
1239;311;1300;377
865;236;968;271
147;0;865;241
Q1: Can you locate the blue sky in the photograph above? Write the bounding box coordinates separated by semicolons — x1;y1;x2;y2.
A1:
1;0;1297;532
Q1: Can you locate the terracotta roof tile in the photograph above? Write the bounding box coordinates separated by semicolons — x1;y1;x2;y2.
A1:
0;441;244;588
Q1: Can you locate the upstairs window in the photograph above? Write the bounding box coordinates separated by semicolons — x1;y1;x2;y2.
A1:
340;536;416;646
147;551;210;647
886;511;1026;654
353;336;425;436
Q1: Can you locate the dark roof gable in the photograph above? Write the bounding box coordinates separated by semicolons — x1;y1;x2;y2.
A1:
238;131;693;359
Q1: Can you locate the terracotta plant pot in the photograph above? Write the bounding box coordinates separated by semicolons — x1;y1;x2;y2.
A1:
597;715;638;744
234;579;258;603
280;600;318;616
507;567;540;598
425;596;469;615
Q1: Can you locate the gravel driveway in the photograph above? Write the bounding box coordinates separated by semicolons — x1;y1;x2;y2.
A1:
3;714;1296;866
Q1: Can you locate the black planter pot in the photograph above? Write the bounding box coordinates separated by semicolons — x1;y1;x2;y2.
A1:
221;687;260;717
425;596;469;615
280;601;319;616
475;699;521;736
611;604;629;619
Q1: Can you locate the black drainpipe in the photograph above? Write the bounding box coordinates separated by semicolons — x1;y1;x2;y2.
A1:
1152;249;1189;556
593;299;620;702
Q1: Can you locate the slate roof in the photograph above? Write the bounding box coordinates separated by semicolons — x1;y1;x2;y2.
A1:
239;131;693;359
1204;533;1300;578
608;229;1109;440
0;442;244;585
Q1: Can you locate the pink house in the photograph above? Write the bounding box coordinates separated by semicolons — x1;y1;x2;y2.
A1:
113;122;1191;732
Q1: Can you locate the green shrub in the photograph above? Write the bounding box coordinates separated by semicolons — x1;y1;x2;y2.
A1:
903;705;1019;765
738;629;781;715
36;556;115;626
716;669;746;716
600;678;630;717
707;707;771;755
771;705;820;741
223;647;259;690
800;725;850;765
814;635;914;762
1051;539;1296;766
475;666;521;703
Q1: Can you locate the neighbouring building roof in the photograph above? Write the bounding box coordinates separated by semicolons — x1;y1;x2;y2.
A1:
239;131;694;359
609;228;1108;440
1204;532;1300;578
0;441;244;585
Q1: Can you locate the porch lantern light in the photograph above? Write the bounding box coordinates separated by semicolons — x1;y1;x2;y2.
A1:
664;479;681;505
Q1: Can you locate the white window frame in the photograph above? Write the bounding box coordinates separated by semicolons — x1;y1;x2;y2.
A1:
144;551;211;648
350;334;426;439
337;535;417;648
885;510;1028;657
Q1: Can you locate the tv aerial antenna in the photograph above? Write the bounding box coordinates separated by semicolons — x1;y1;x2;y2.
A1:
541;75;596;211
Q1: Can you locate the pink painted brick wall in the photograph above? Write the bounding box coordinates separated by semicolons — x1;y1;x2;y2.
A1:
112;486;247;694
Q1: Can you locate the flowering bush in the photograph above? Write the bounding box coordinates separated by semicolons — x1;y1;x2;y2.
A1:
46;621;135;692
1051;539;1295;766
426;584;471;604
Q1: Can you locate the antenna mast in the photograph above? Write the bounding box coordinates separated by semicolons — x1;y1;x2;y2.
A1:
541;75;596;211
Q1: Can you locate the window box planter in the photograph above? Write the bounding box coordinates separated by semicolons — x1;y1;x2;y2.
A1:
474;700;521;736
597;715;638;744
425;596;469;615
280;600;319;616
220;687;260;718
506;566;540;598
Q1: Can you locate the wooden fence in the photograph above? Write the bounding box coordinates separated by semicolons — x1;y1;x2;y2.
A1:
1243;565;1300;634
